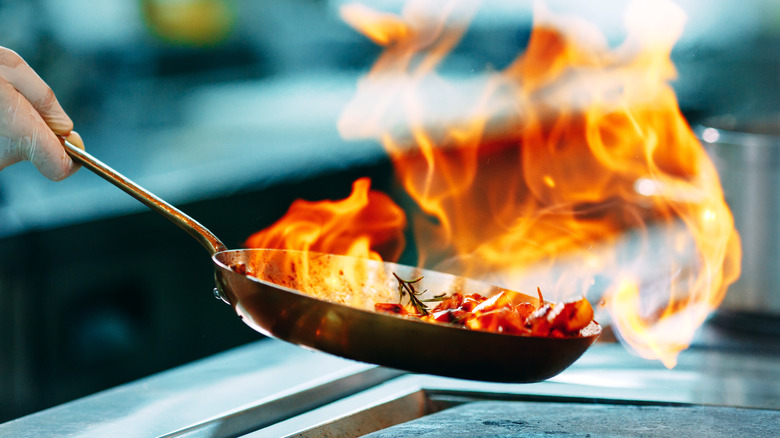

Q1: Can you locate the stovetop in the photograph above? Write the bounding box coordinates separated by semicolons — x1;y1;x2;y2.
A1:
1;329;778;437
363;401;777;438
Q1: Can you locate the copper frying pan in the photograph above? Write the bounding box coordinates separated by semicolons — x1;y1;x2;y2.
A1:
63;140;600;383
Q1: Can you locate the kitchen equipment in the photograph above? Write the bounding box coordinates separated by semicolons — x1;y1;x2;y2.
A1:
697;114;780;315
3;338;779;437
62;140;600;382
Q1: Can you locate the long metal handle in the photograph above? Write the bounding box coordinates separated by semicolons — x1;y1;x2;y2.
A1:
63;140;228;256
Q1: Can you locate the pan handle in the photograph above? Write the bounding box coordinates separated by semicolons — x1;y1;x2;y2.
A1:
62;140;228;256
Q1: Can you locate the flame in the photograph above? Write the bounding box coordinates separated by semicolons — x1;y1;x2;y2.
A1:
333;0;739;367
243;177;407;308
245;177;406;262
246;0;740;367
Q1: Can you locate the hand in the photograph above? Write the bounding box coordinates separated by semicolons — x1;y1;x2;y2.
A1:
0;46;84;180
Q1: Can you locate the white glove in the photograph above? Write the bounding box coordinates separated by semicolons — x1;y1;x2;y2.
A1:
0;46;84;180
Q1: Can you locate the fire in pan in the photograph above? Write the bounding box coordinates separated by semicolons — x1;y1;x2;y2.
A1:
62;140;600;383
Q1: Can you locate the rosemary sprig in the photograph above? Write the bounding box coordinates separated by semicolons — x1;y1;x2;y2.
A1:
423;293;447;302
393;273;429;316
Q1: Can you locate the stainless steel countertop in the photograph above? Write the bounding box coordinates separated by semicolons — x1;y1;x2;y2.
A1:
2;337;778;437
0;340;386;437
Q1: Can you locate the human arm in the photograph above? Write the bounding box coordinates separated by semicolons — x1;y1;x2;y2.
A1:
0;46;83;180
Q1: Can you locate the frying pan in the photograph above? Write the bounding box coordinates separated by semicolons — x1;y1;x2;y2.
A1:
62;140;600;383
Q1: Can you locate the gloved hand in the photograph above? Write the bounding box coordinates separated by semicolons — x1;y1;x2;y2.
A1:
0;46;84;180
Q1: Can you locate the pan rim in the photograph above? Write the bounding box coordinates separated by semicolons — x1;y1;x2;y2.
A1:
212;248;602;342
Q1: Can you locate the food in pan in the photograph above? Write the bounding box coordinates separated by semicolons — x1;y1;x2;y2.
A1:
230;260;594;338
376;274;594;337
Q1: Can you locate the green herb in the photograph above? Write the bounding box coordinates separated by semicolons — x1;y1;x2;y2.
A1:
423;293;447;302
393;273;429;316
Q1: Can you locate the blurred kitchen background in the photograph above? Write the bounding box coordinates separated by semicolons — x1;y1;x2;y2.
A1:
0;0;777;422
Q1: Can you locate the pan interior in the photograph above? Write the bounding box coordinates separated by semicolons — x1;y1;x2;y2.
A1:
213;249;541;313
213;249;601;382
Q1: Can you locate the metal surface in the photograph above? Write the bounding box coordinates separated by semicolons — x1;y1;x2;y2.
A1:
0;341;389;437
2;339;779;437
360;401;780;438
63;141;227;255
697;116;780;314
263;342;780;437
63;140;599;383
214;249;599;382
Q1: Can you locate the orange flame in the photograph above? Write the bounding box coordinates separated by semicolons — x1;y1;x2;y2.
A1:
245;1;740;367
245;177;406;262
329;0;741;367
243;177;407;308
